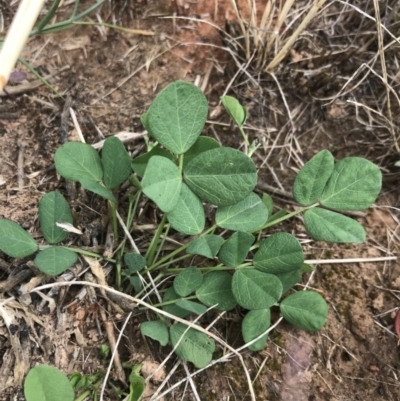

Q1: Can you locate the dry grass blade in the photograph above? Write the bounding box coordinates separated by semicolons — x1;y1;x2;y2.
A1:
265;0;328;71
264;0;296;57
228;0;251;60
372;0;400;153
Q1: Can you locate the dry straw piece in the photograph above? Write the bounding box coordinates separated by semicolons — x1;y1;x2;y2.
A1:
0;0;46;90
227;0;328;71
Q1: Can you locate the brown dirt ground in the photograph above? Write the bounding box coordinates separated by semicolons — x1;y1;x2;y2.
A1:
0;1;399;400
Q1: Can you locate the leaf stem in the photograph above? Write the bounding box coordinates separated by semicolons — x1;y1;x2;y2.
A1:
74;390;91;401
53;246;116;263
146;225;217;273
238;125;250;148
134;272;164;298
36;0;62;33
110;201;118;240
30;0;106;36
145;214;167;267
254;203;318;232
18;56;64;98
148;254;193;271
179;153;184;173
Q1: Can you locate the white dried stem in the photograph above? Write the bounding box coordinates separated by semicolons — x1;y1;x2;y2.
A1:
0;0;47;90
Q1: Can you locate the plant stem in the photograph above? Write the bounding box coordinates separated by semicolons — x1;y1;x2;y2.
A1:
254;203;318;232
148;254;192;271
145;214;167;267
71;0;80;19
239;125;250;148
167;262;254;274
147;225;217;273
134;272;164;298
74;390;91;401
36;0;62;33
18;56;64;98
52;246;116;263
30;0;106;36
110;201;118;240
179;153;184;172
153;224;170;265
115;249;123;290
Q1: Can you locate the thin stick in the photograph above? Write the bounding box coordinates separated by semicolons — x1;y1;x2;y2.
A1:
306;256;397;264
100;312;132;401
17;141;26;189
183;362;201;401
69;108;85;143
115;211;140;254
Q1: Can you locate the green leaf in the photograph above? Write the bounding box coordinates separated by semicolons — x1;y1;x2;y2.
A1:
232;269;282;310
262;193;273;216
242;309;270;351
140;112;149;130
24;365;74;401
0;219;38;258
102;136;132;189
253;233;304;274
175;299;207;315
196;271;237;311
128;366;145;401
216;192;269;231
141;156;182;213
162;287;190;319
320;157;382;210
167;184;205;235
130;276;142;293
186;235;225;259
140;320;169;346
124;253;146;274
183;136;220;168
54;142;103;182
174;267;203;297
274;270;302;294
170;323;215;368
184;147;257;206
218;231;254;267
221;95;247;126
39;191;73;244
34;247;77;276
131;146;174;177
79;178;116;203
146;81;208;154
301;263;314;273
280;291;328;332
267;209;287;223
304;208;365;243
293;150;334;206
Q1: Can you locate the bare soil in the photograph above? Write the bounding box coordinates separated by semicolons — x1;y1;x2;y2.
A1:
0;1;399;400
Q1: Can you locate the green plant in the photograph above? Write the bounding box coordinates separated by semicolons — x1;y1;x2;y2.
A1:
1;81;381;378
24;364;74;401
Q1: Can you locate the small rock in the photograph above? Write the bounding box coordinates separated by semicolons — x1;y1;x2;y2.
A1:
141;360;166;383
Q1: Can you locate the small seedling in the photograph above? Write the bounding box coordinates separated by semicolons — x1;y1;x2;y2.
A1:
1;81;381;396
